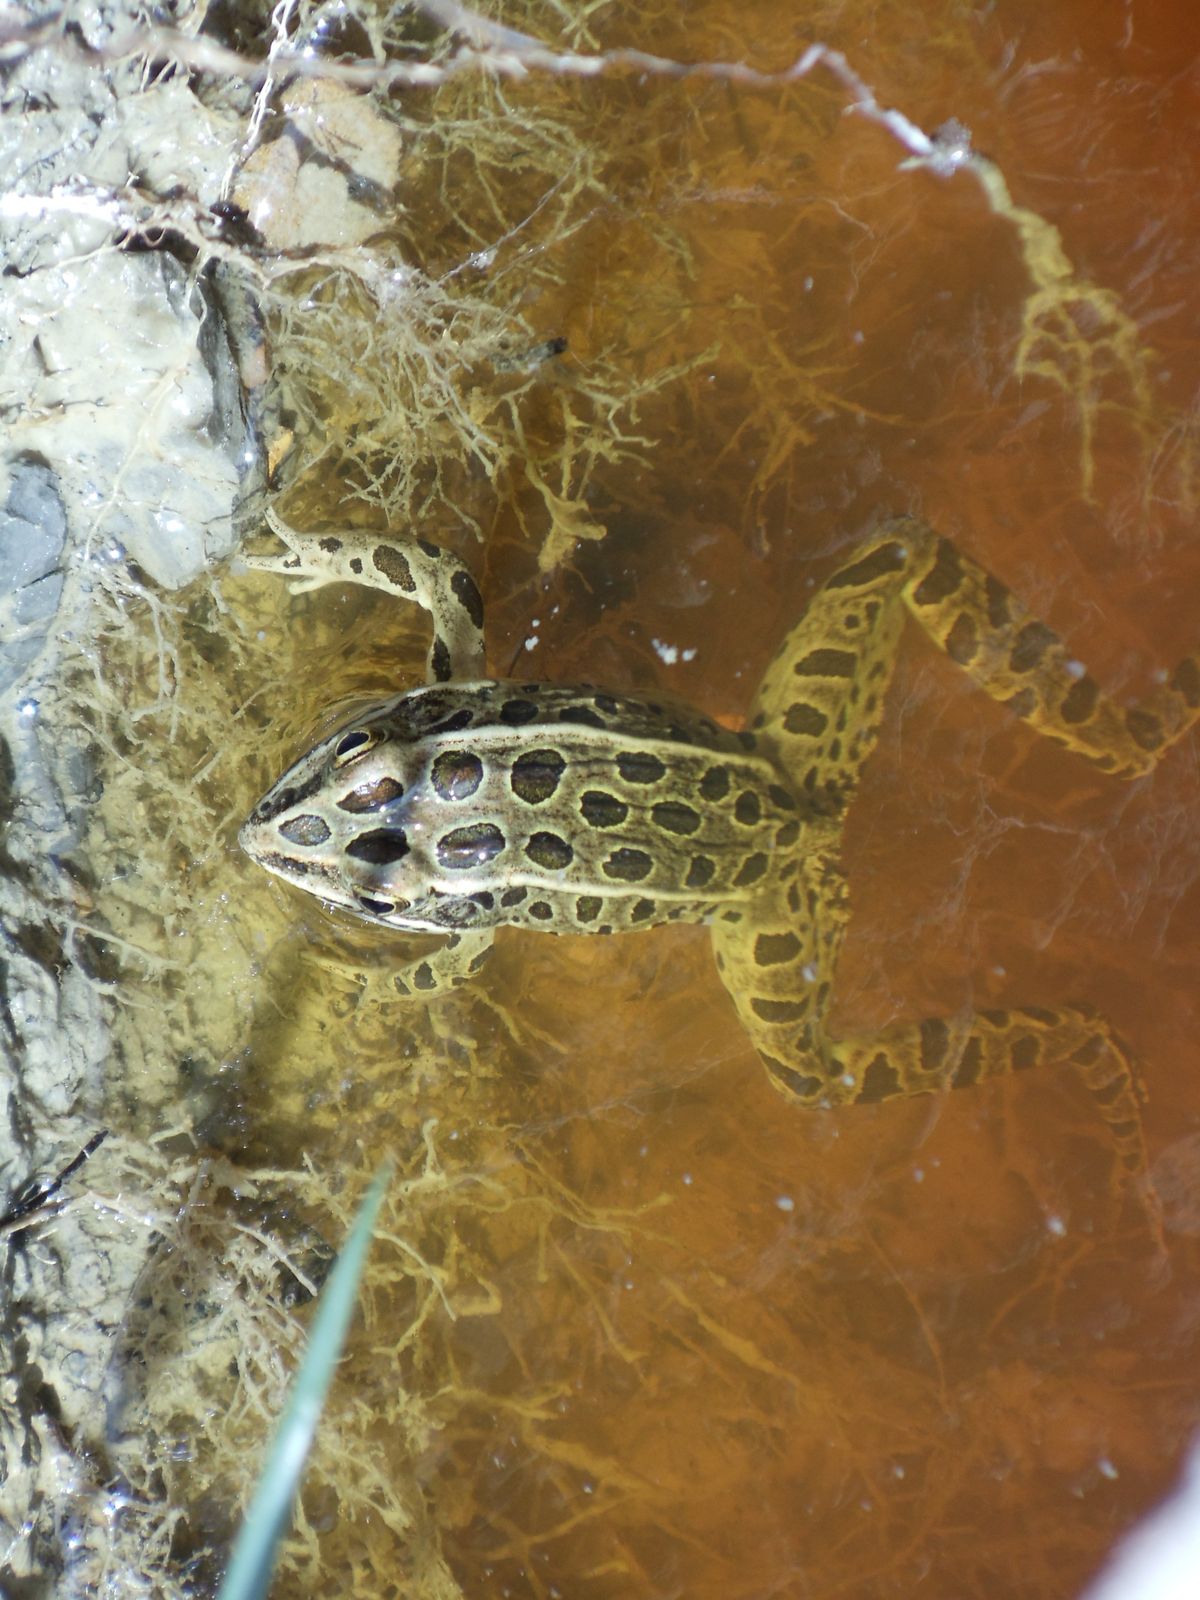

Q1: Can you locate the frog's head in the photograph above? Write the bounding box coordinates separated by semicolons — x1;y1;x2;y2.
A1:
240;698;442;930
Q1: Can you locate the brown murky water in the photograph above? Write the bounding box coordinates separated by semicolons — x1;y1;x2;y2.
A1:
173;3;1200;1597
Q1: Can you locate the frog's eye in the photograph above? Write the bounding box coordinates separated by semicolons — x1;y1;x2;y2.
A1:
333;728;380;767
356;893;396;917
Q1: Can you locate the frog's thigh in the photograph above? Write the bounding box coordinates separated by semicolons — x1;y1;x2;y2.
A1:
709;850;848;1099
821;1003;1147;1185
392;930;495;997
751;534;911;808
895;516;1200;777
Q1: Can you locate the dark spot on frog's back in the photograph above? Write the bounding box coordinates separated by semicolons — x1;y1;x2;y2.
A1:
430;749;485;801
945;612;979;666
1061;674;1099;725
732;852;768;887
754;931;803;966
278;814;331;846
510;748;566;804
500;697;539;726
616;751;666;785
698;764;730;802
858;1054;902;1102
559;704;607;729
580;790;628;828
651;800;700;835
1125;707;1165;751
338;775;405;813
346;829;410;865
602;847;653;882
734;790;761;826
425;707;474;736
436;821;507;869
685;855;715;888
525;831;574;870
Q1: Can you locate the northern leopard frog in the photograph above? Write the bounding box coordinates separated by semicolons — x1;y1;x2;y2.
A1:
241;508;1200;1184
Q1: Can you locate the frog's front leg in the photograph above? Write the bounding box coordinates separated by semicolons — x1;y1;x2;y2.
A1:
245;508;486;681
391;929;495;997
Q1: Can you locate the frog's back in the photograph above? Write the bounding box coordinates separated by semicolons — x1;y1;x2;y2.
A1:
244;680;807;934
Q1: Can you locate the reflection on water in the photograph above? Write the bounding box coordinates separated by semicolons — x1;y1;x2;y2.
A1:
153;2;1200;1597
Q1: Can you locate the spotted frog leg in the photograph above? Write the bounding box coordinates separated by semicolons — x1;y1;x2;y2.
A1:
717;516;1200;1183
249;508;486;681
246;511;495;995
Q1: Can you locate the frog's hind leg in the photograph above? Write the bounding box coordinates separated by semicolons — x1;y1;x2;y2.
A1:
751;516;1200;806
738;517;1187;1199
818;1003;1149;1193
720;891;1150;1191
893;515;1200;778
712;843;1148;1186
710;841;850;1101
749;531;919;814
